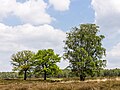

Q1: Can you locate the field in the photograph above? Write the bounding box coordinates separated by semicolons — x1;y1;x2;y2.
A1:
0;78;120;90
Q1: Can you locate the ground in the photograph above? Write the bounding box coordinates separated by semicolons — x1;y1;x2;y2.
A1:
0;78;120;90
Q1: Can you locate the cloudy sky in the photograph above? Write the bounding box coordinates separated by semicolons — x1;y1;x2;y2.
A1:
0;0;120;71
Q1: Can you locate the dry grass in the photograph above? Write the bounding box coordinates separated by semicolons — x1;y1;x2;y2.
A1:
0;78;120;90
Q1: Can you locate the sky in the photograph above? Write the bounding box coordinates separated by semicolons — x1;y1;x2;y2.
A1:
0;0;120;71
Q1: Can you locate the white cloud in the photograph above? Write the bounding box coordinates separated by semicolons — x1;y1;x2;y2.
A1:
14;0;52;25
49;0;71;11
91;0;120;34
0;0;53;25
91;0;120;68
106;43;120;68
0;0;16;20
0;23;66;71
0;0;71;25
107;43;120;57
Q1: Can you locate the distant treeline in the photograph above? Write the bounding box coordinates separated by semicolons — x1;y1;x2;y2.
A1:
1;68;120;79
0;72;18;79
59;68;120;78
101;68;120;77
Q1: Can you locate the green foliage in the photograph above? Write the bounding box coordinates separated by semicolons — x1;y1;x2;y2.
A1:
11;50;34;80
64;24;106;81
61;68;71;78
33;49;61;80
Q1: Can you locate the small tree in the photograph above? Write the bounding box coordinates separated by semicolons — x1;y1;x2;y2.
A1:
64;24;106;81
33;49;61;80
11;50;34;80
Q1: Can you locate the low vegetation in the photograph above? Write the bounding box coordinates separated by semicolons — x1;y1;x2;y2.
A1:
0;78;120;90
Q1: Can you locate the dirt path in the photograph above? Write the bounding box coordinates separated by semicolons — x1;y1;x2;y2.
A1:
60;77;120;83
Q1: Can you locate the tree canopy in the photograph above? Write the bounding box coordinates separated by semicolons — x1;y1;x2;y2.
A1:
33;49;61;80
64;24;106;81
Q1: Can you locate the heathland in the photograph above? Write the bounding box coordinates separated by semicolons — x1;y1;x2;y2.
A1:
0;77;120;90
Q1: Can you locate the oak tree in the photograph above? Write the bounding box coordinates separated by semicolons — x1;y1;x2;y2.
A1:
64;24;106;81
33;49;61;80
11;50;34;80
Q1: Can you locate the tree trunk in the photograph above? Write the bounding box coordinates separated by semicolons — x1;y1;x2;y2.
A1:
80;75;85;81
44;70;47;80
24;70;27;80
